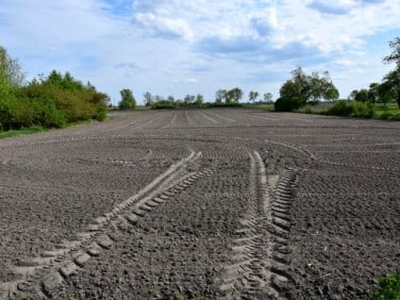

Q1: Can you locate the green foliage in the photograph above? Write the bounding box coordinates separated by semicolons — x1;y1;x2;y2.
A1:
371;270;400;300
324;100;373;118
0;46;24;87
354;89;370;103
296;104;315;114
248;91;259;102
383;37;400;69
224;87;243;104
118;88;136;110
206;102;243;108
151;100;177;109
274;96;302;112
278;67;339;111
0;126;47;139
0;68;108;130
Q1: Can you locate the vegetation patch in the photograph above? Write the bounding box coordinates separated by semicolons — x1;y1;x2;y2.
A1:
0;127;48;139
0;46;109;131
371;270;400;300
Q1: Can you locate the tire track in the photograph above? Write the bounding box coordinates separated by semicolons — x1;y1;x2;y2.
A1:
216;151;297;299
0;150;213;299
199;112;219;124
162;112;177;129
206;111;236;123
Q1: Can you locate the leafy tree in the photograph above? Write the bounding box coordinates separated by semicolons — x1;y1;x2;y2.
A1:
118;88;136;110
225;87;243;104
276;67;339;111
382;37;400;108
354;89;369;103
215;89;226;103
349;90;358;100
43;70;91;92
368;83;380;104
195;94;204;105
143;91;153;106
167;95;175;102
184;94;195;104
377;80;395;106
248;91;259;103
0;46;25;87
381;69;400;108
263;92;273;103
383;37;400;68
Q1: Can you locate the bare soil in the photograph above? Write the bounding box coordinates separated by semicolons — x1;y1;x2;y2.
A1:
0;109;399;299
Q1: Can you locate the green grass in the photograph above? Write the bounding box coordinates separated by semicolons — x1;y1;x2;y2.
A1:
242;102;275;111
0;127;48;139
372;105;400;120
371;270;400;300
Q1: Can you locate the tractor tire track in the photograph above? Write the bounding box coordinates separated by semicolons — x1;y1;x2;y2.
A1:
0;150;213;299
216;151;297;299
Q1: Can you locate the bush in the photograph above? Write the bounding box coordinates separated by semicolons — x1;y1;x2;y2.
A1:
296;104;315;114
371;270;400;300
275;97;302;112
151;101;177;109
352;101;373;118
324;100;373;118
18;80;108;125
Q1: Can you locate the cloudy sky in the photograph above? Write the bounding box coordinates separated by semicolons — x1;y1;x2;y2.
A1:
1;0;399;104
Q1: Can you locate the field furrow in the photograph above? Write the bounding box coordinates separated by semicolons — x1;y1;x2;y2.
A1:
0;108;398;299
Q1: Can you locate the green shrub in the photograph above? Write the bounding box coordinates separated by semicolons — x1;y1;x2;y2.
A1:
275;97;302;112
206;102;243;108
151;101;177;109
371;270;400;300
18;79;108;126
324;100;354;116
296;104;315;114
352;101;373;118
324;100;373;118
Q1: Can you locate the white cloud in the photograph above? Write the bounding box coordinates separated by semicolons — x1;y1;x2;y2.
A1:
0;0;399;104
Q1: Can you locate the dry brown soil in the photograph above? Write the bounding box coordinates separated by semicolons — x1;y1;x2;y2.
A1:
0;109;399;299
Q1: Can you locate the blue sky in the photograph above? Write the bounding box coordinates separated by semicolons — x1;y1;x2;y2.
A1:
1;0;399;105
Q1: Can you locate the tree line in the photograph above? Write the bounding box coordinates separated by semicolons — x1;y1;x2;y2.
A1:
117;87;275;110
0;46;109;130
118;37;400;112
349;38;400;108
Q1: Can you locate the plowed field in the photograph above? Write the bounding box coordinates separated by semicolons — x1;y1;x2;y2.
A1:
0;109;399;299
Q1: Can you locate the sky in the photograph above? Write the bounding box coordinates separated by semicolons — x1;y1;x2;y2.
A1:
1;0;399;105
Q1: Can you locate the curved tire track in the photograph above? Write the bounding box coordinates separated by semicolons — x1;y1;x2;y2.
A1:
0;150;214;299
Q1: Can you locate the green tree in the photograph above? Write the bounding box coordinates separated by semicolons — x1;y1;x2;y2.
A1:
354;89;369;103
377;80;395;106
225;87;243;104
0;46;24;87
263;92;273;103
118;89;136;110
42;70;95;92
143;91;153;106
381;69;400;108
368;83;380;104
215;89;226;103
183;94;195;104
248;91;259;103
195;94;204;105
383;37;400;68
382;37;400;108
349;90;358;100
276;67;339;111
167;95;175;102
